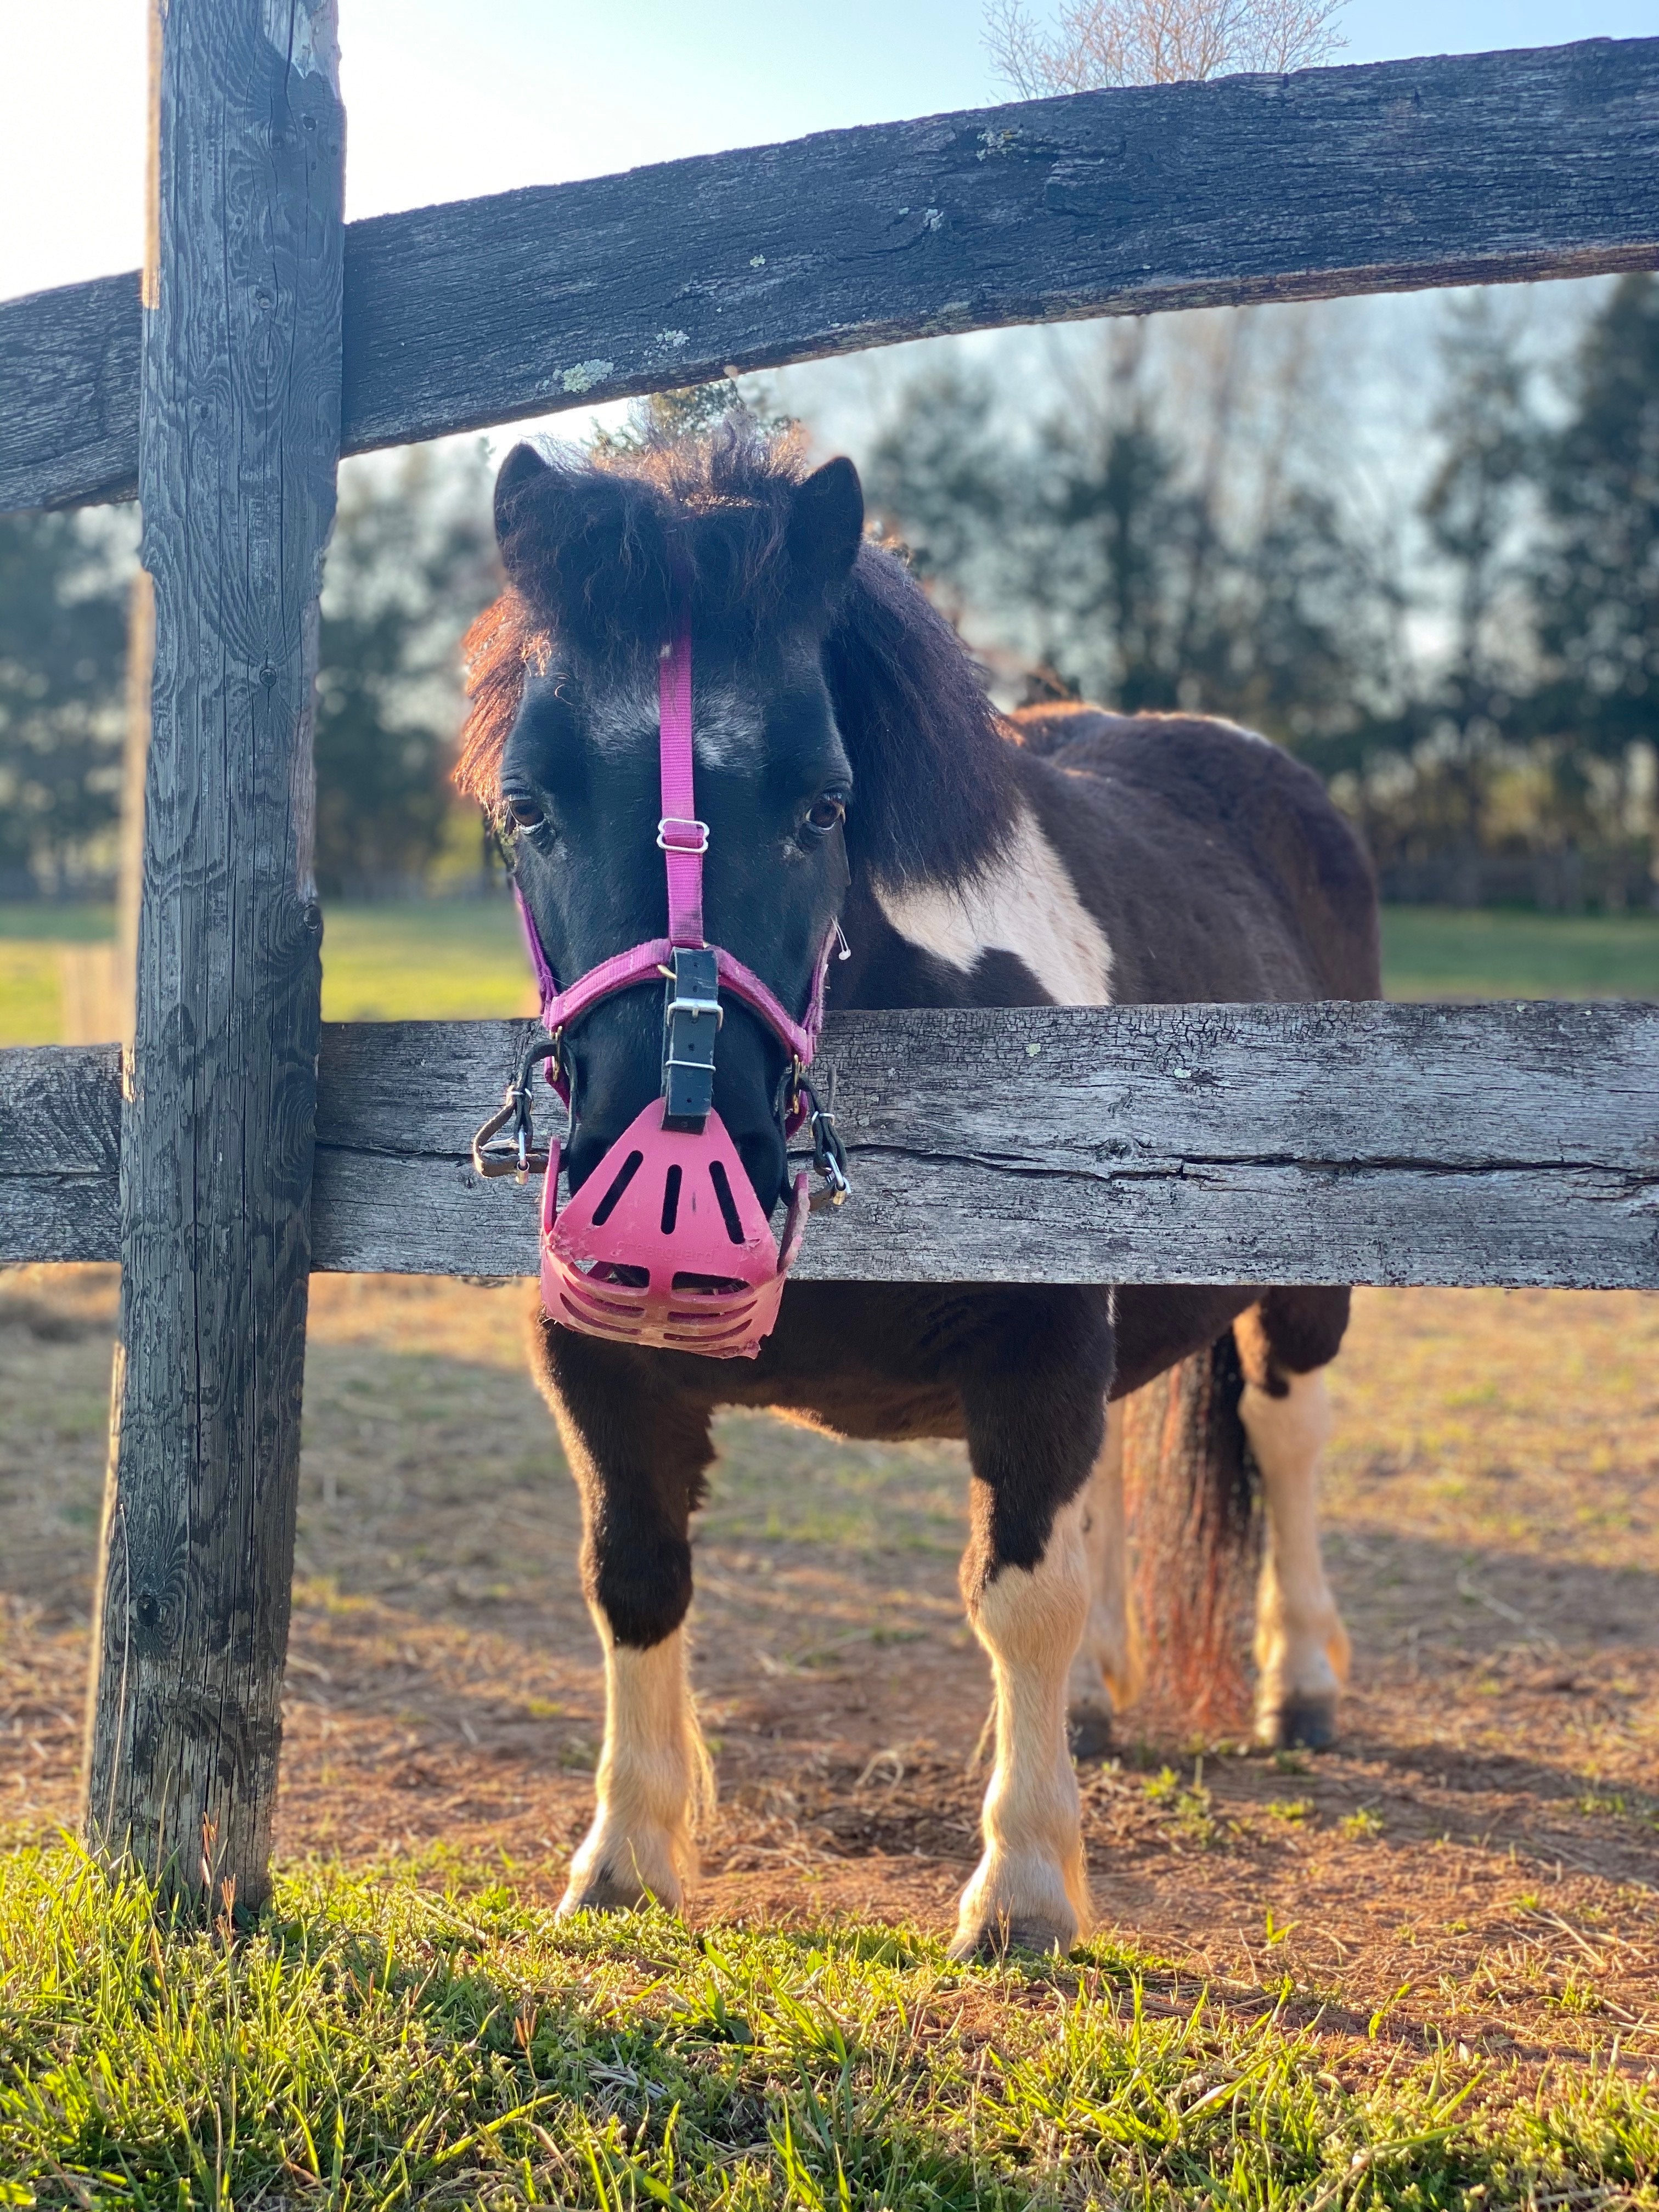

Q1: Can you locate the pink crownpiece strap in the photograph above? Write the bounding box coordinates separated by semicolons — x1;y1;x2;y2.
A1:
658;624;705;948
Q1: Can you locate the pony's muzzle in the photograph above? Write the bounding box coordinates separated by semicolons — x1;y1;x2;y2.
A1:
542;1096;808;1359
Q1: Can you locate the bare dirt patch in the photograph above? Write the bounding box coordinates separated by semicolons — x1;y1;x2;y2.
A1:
3;1268;1655;2083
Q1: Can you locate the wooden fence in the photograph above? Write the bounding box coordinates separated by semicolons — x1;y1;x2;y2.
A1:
1;1;1656;1909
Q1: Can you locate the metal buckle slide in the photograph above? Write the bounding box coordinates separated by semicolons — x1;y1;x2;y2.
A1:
657;816;710;854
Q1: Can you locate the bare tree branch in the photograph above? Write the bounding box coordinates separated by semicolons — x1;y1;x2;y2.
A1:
984;0;1347;95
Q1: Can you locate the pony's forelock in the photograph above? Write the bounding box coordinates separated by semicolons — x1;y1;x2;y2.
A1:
455;588;546;808
454;418;1019;883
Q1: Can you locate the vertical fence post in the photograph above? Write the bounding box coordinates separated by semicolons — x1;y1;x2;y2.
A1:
83;0;344;1912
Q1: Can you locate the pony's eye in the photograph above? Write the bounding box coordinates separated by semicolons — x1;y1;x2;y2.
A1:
805;794;847;835
504;793;544;830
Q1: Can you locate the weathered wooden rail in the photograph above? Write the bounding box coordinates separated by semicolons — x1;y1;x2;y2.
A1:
2;3;1656;1910
3;36;1658;514
8;1000;1658;1288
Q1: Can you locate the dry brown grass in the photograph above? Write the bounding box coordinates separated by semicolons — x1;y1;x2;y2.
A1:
2;1266;1655;2084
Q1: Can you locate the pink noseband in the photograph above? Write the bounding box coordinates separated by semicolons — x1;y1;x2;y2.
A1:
473;620;848;1360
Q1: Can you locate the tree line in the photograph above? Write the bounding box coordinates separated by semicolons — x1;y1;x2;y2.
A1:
0;276;1654;910
0;441;499;904
862;274;1659;910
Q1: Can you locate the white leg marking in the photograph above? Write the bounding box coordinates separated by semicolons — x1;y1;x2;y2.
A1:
558;1625;712;1917
873;800;1114;1004
953;1493;1093;1958
1240;1369;1351;1742
1068;1401;1142;1724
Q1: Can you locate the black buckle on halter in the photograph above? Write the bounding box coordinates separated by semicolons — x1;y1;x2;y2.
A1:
662;945;721;1130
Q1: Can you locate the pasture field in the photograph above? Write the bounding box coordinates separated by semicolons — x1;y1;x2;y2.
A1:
2;1266;1656;2204
2;900;1656;2201
3;898;1659;1045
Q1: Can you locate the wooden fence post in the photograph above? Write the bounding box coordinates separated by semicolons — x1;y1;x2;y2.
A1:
82;0;344;1912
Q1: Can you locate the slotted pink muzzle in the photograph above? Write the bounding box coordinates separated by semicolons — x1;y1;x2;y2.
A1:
541;1096;810;1355
505;619;840;1361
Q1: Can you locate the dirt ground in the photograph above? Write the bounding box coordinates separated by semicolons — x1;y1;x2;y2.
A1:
3;1267;1656;2083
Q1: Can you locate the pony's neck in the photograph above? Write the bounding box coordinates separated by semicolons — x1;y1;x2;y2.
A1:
824;544;1019;894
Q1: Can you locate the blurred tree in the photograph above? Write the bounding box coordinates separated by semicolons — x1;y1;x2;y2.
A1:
1318;296;1539;874
865;311;1393;748
985;0;1346;94
314;440;498;895
1319;280;1659;901
0;510;133;897
862;364;1014;622
1532;273;1659;873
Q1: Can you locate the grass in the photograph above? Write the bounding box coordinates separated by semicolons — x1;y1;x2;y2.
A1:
1;1847;1655;2210
3;901;1656;1047
0;899;534;1045
1379;907;1659;1002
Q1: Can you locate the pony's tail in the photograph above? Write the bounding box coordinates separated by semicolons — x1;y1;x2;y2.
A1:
1124;1333;1262;1735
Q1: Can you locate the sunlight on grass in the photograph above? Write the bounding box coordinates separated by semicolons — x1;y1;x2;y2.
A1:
1;1846;1654;2210
317;898;535;1022
4;901;1658;1046
0;896;534;1046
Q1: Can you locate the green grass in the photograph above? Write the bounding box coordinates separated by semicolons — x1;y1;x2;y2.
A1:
0;904;116;944
1;1849;1654;2210
0;899;532;1045
1380;907;1659;1002
314;901;532;1022
4;903;1657;1048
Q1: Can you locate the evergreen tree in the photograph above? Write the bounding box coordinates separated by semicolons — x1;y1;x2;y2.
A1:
863;317;1390;747
1532;274;1659;864
0;510;132;896
313;441;498;895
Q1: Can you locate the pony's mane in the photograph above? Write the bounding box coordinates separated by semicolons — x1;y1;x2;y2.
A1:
456;420;1017;887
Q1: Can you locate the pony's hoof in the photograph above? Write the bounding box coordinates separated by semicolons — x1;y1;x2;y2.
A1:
556;1870;651;1917
948;1911;1074;1963
556;1860;681;1918
1260;1694;1339;1751
1067;1702;1115;1762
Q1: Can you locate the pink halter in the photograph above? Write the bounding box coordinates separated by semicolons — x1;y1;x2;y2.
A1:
474;620;848;1360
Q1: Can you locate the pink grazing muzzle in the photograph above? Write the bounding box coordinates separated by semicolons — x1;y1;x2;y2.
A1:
541;1094;811;1356
473;619;849;1361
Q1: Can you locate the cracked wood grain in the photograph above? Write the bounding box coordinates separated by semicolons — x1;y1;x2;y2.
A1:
80;0;344;1915
7;1000;1656;1289
4;36;1658;512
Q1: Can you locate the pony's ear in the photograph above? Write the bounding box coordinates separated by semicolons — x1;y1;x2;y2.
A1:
493;442;672;649
787;457;864;599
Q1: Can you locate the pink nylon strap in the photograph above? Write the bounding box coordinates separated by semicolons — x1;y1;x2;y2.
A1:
534;927;822;1070
658;626;704;947
510;607;833;1117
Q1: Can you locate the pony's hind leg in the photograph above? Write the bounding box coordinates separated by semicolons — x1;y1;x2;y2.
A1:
951;1290;1110;1960
534;1329;715;1918
1066;1401;1141;1759
1235;1290;1353;1752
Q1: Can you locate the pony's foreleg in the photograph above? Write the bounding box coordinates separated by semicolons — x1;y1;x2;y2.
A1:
952;1296;1109;1959
537;1336;714;1918
1066;1401;1141;1759
1235;1293;1353;1752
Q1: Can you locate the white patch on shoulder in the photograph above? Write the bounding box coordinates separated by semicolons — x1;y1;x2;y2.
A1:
873;802;1114;1003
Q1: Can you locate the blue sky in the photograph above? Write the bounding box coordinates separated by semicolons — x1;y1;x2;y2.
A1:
1;1;1651;301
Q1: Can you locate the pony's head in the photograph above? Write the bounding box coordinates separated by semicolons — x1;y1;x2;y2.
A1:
459;422;865;1218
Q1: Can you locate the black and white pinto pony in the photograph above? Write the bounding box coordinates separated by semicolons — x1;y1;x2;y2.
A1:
456;421;1379;1958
